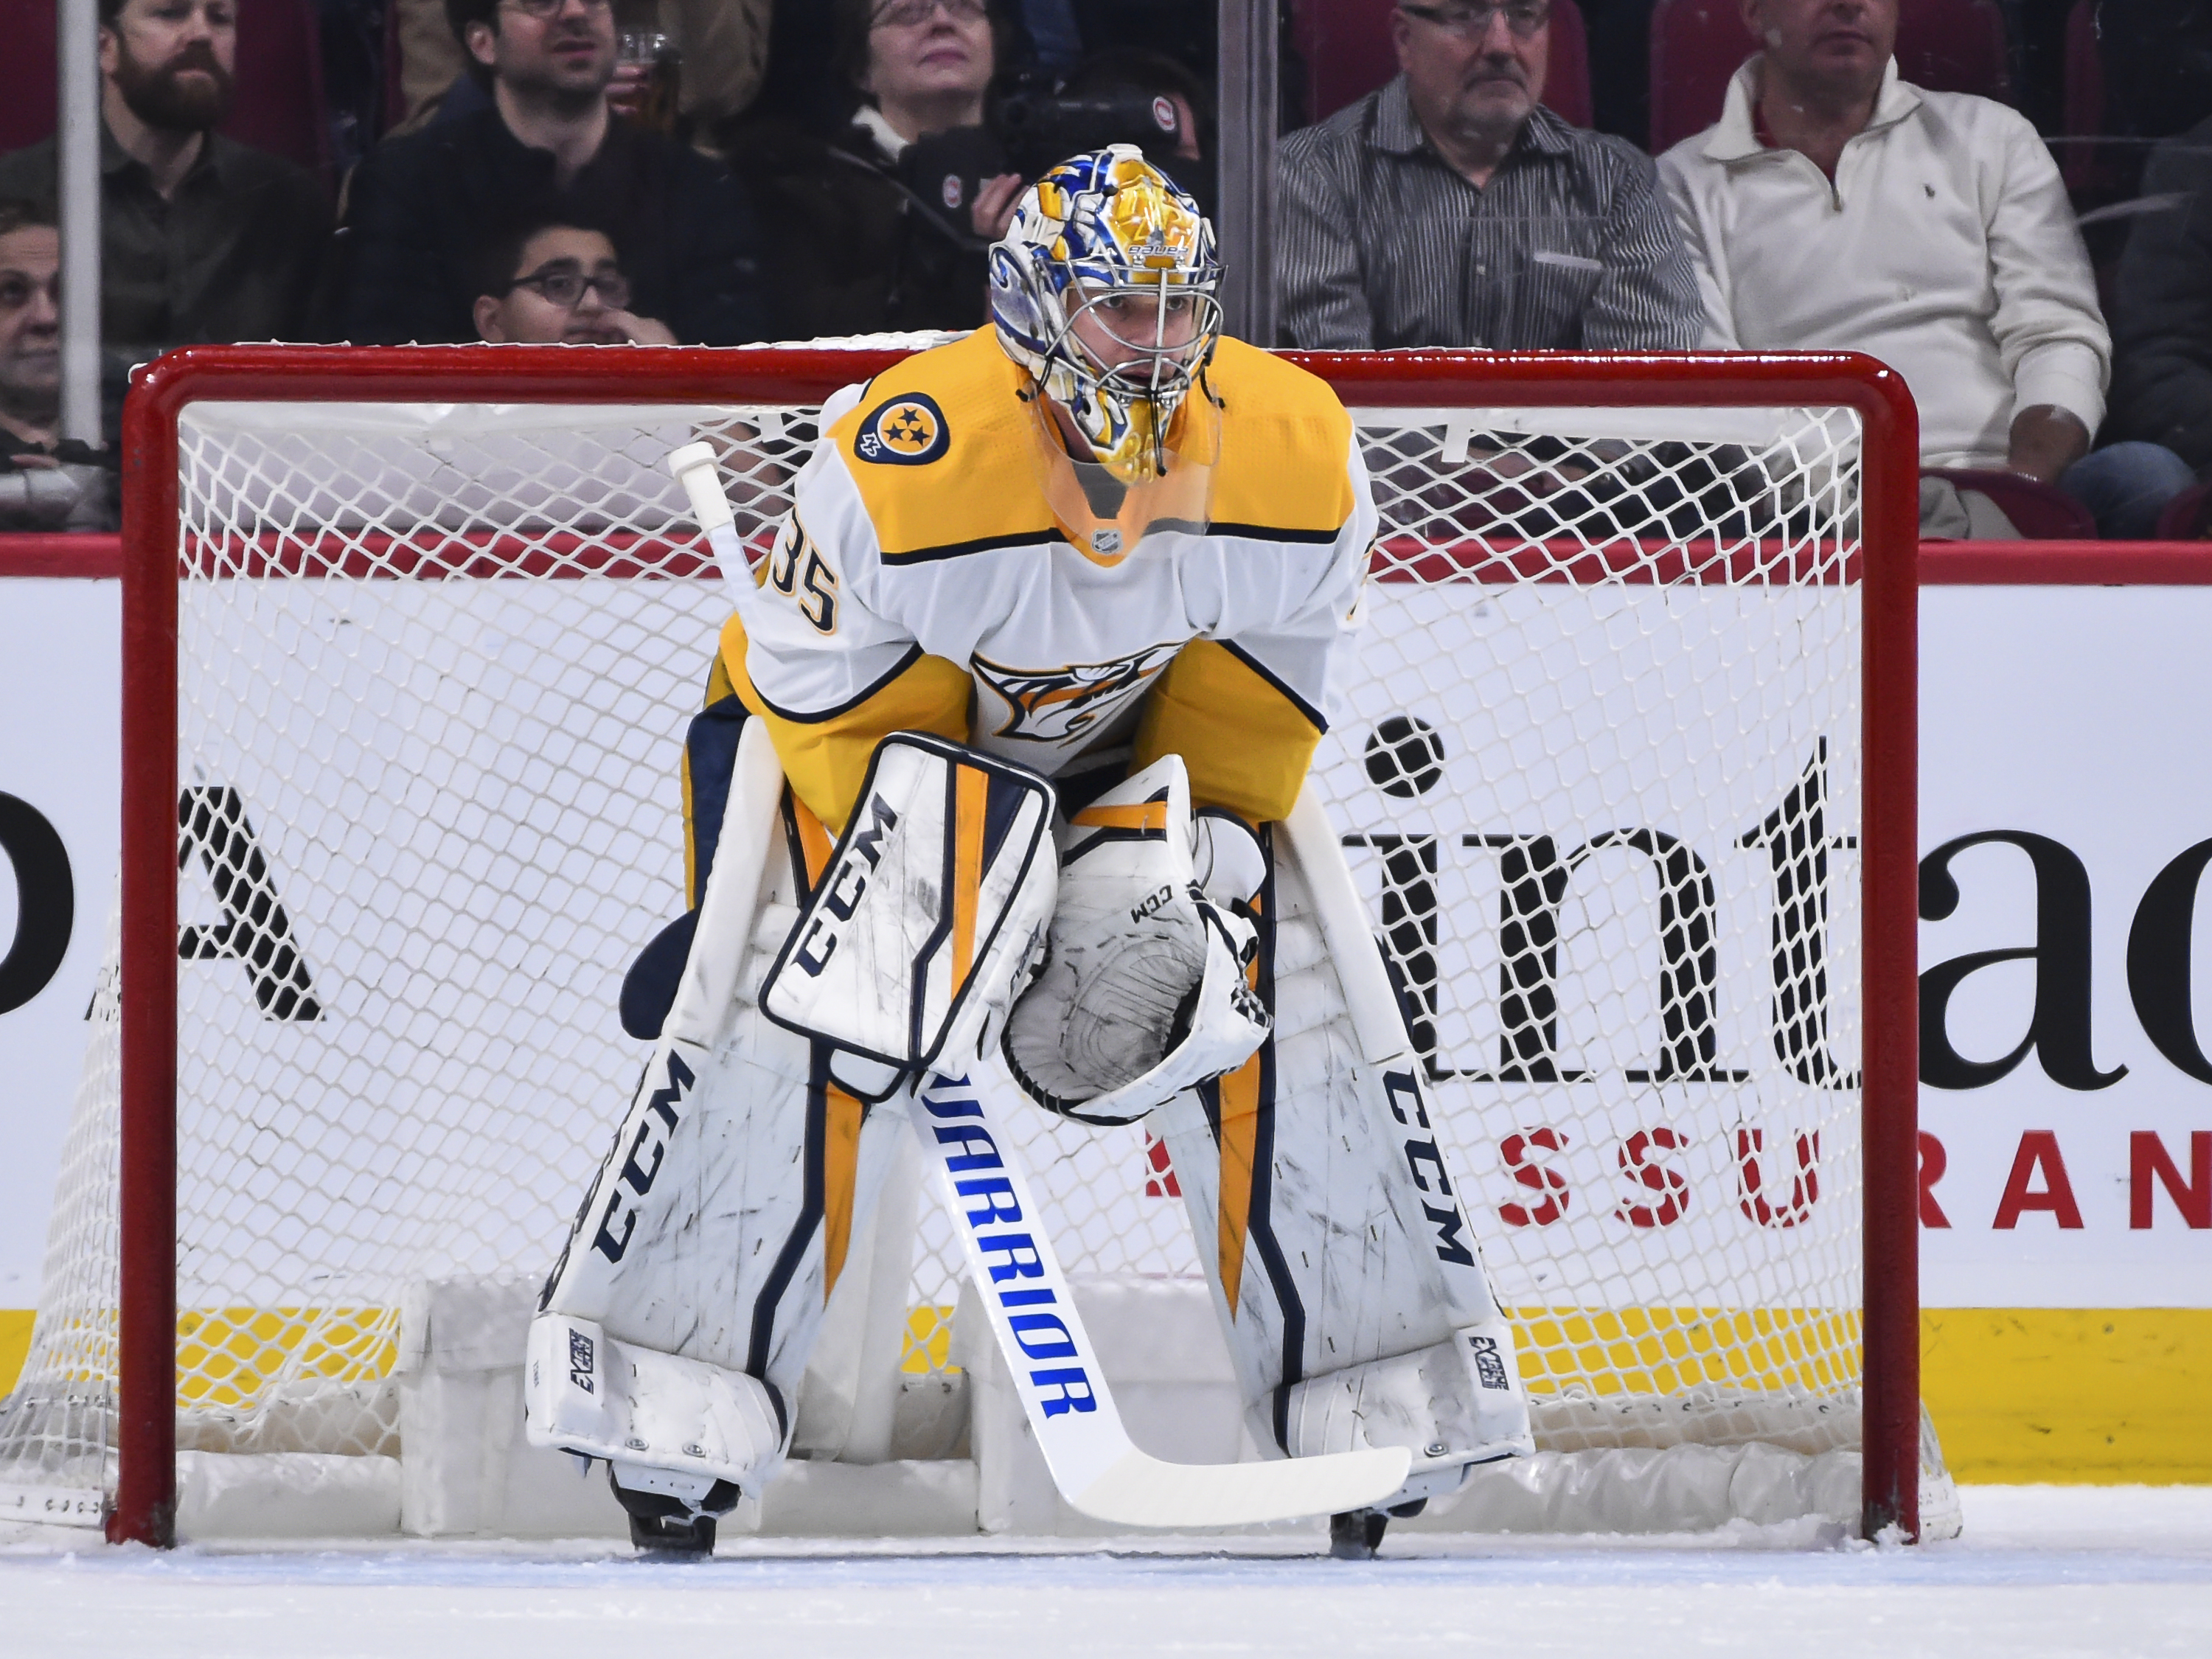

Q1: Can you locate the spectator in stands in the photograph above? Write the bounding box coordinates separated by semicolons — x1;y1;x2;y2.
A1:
1658;0;2182;538
0;201;116;531
472;217;677;342
1275;1;1700;351
0;0;330;366
0;202;62;481
341;0;771;345
1058;46;1213;209
390;0;775;140
723;0;1023;338
2104;116;2212;518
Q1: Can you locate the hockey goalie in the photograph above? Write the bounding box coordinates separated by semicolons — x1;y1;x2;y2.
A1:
525;146;1533;1557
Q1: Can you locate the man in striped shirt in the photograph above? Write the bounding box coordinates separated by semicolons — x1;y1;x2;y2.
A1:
1275;1;1699;350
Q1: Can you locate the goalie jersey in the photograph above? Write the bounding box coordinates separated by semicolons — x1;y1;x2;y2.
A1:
717;327;1377;833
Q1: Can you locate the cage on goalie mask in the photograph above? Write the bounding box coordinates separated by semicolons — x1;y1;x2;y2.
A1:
989;145;1223;488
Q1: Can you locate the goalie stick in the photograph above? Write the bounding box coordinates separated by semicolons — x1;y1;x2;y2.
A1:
908;1066;1411;1528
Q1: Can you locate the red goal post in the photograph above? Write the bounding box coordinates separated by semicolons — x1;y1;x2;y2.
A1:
102;344;1921;1548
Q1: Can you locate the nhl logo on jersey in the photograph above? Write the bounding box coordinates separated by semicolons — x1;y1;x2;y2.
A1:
855;392;950;465
1091;528;1122;557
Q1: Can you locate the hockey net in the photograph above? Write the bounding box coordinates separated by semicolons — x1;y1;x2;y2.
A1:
0;342;1933;1543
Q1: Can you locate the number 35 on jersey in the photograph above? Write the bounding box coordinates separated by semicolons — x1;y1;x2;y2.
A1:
765;517;838;635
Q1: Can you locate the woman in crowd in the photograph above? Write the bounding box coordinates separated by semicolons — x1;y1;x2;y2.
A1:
721;0;1025;338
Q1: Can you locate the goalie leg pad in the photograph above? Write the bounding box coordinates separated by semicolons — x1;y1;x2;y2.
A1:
1150;796;1534;1491
1280;1321;1533;1505
535;724;917;1492
525;1312;783;1489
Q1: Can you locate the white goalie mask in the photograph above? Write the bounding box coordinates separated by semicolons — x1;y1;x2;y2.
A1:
988;145;1224;486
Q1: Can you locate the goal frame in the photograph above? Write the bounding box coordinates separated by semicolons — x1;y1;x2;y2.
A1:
113;343;1921;1548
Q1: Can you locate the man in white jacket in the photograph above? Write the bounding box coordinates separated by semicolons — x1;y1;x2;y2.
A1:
1658;0;2188;537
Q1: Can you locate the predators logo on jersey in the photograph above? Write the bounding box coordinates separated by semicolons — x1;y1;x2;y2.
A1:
973;641;1183;744
855;393;950;466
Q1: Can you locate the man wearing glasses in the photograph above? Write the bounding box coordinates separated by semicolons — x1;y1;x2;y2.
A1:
471;218;676;344
1275;1;1699;351
341;0;771;345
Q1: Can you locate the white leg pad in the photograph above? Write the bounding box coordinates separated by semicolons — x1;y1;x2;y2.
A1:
524;1312;785;1489
1281;1319;1535;1506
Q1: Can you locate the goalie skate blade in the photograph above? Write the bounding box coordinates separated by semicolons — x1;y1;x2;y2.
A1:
910;1070;1408;1531
1070;1444;1411;1531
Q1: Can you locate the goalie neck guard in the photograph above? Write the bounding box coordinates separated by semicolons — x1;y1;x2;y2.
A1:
988;145;1224;487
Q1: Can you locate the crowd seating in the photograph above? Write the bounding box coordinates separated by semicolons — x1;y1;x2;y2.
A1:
1923;470;2099;540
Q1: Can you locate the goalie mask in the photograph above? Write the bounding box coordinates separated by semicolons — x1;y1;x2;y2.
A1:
989;145;1224;487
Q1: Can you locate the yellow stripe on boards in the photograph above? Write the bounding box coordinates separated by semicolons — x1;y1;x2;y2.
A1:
1510;1307;1862;1397
0;1310;31;1396
6;1294;2199;1482
175;1307;397;1408
901;1305;956;1373
1922;1307;2212;1484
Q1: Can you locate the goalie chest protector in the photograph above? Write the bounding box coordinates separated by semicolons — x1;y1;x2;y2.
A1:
730;327;1377;802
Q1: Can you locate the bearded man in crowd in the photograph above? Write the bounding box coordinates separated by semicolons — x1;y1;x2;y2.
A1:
0;0;330;412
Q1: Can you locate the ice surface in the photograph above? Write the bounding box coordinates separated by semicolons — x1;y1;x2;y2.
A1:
2;1486;2208;1658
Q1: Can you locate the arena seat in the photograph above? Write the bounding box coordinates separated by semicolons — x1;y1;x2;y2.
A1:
1293;0;1592;131
1650;0;2011;153
0;0;330;190
1924;468;2098;540
2154;481;2212;541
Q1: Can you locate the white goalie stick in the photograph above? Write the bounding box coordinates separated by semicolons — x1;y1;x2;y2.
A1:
907;1067;1411;1528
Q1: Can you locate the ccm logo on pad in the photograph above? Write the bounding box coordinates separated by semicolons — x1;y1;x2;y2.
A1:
795;793;900;976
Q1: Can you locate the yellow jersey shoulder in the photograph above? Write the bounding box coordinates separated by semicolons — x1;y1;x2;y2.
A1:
827;328;1057;563
822;329;1358;557
1204;338;1357;540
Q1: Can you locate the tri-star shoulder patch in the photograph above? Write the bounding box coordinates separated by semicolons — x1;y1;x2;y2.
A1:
855;392;950;465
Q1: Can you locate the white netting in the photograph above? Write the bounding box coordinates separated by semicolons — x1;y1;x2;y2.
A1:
0;897;120;1520
0;355;1887;1523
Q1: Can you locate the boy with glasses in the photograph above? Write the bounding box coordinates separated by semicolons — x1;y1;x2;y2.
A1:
471;218;677;343
341;0;771;344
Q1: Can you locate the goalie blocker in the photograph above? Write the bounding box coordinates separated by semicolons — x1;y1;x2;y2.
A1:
526;731;1531;1551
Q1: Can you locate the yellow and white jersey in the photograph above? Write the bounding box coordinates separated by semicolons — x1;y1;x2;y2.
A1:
718;327;1376;834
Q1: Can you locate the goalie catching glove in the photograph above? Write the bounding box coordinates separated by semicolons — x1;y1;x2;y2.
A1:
1002;756;1271;1125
